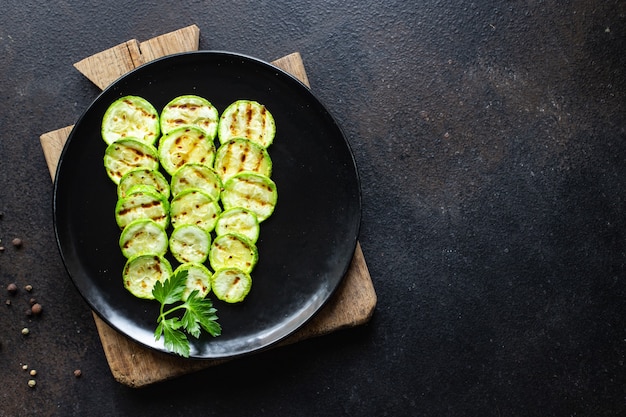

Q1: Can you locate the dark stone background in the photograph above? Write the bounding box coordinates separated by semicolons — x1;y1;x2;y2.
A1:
1;1;625;416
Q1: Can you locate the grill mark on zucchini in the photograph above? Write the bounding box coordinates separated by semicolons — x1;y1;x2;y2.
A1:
104;96;278;307
221;172;277;222
122;98;157;121
209;233;258;273
104;138;159;184
170;189;221;231
214;138;272;182
245;102;253;138
259;105;267;136
102;96;160;146
159;126;216;175
219;100;275;148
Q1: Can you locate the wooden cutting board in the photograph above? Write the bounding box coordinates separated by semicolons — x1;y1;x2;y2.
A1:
39;25;376;388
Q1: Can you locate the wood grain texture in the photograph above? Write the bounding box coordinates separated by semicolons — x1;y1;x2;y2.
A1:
137;24;200;64
73;25;200;89
39;25;375;388
73;40;141;90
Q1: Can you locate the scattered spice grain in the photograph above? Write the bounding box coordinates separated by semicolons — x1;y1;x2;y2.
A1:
31;303;42;315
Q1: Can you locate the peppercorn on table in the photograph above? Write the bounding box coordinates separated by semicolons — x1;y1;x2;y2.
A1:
39;25;376;387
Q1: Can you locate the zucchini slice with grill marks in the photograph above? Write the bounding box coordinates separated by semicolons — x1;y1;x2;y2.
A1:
160;95;219;138
123;254;172;300
211;267;252;303
117;168;170;199
215;207;260;243
170;163;222;200
217;100;275;148
119;218;168;258
115;189;169;230
170;188;221;232
174;262;212;301
104;138;159;184
169;224;211;264
214;138;273;183
101;95;160;146
209;233;258;274
157;126;216;176
221;172;277;222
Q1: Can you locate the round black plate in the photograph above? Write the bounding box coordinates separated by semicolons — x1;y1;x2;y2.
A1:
53;51;361;359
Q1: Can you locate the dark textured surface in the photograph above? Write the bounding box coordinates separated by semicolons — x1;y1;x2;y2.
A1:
1;1;625;416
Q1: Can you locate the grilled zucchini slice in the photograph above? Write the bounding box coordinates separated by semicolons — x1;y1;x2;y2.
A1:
160;95;219;138
211;267;252;303
117;168;170;199
214;138;273;183
170;189;221;232
169;224;211;264
217;100;275;148
103;138;159;184
215;207;260;243
119;218;168;258
101;95;160;146
209;233;258;274
170;163;222;200
123;254;172;299
157;126;216;175
174;262;212;301
114;189;169;230
221;172;277;222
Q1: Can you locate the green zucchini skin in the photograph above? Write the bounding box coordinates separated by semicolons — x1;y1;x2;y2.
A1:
160;95;219;138
103;138;159;185
220;172;278;222
169;224;212;264
174;262;213;301
101;95;160;146
123;254;172;300
214;138;273;183
114;189;170;230
211;267;252;303
209;233;258;274
170;163;223;201
215;207;260;243
117;168;170;199
157;126;216;176
217;100;276;148
100;95;282;306
119;218;169;259
170;188;222;232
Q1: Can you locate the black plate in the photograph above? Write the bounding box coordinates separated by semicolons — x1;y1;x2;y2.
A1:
53;51;361;359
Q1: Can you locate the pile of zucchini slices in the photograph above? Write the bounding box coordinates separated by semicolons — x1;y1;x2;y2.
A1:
102;95;277;303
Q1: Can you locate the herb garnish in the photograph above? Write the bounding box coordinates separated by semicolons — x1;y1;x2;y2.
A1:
153;270;222;357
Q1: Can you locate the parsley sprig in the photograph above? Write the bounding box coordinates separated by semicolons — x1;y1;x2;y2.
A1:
153;270;222;357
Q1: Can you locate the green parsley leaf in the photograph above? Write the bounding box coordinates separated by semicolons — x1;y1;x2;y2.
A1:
159;318;189;357
152;270;221;358
153;269;188;305
181;290;222;338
